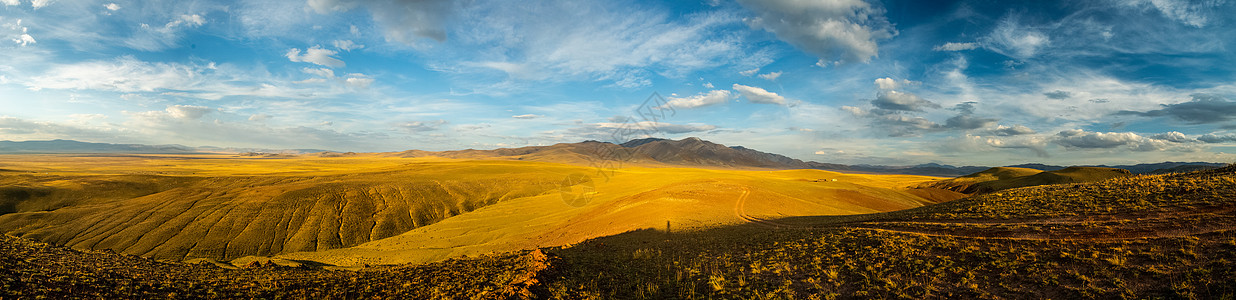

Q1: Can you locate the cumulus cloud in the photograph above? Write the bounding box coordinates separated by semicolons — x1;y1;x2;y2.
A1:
104;3;120;11
1198;133;1236;143
664;90;734;109
2;0;19;6
286;46;345;68
732;84;786;105
1116;94;1236;124
737;0;896;64
343;73;373;88
758;71;782;81
3;18;36;47
511;114;542;119
944;115;997;130
982;135;1049;157
1149;131;1192;143
739;68;759;76
165;105;212;119
309;0;452;44
933;42;978;51
991;125;1036;136
871;90;939;112
1052;129;1195;152
1044;90;1072;99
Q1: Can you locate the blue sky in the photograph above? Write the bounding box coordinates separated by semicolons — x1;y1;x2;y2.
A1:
1;0;1235;166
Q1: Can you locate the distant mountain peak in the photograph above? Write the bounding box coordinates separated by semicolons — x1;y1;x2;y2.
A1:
619;137;668;148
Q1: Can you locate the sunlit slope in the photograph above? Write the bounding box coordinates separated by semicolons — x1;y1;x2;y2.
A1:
922;166;1130;194
0;156;575;261
278;167;957;266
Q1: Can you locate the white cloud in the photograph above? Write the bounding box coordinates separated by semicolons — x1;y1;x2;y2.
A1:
702;82;714;89
302;67;335;78
332;39;363;51
933;42;978;51
740;68;759;76
399;120;448;132
286;46;345;68
3;18;36;47
2;0;19;6
30;0;50;9
27;57;203;92
248;114;271;122
457;2;749;88
1123;0;1222;27
344;74;374;88
758;71;782;81
512;114;542;119
664;89;734;109
737;0;896;64
873;77;916;90
990;125;1036;136
872;90;938;112
23;56;356;100
593;121;717;134
1053;129;1189;152
165;105;212;119
104;3;119;11
13;33;35;46
167;14;206;29
983;16;1049;59
732;84;786;105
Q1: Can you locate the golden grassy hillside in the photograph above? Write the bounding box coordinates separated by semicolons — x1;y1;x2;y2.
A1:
277;167;958;266
0;154;955;264
3;165;1232;299
922;166;1130;194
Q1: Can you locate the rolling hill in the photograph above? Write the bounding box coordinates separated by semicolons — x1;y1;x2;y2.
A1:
921;166;1132;194
0;153;957;264
2;164;1232;298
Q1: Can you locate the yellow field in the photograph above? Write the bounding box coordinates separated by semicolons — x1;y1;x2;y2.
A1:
0;154;960;266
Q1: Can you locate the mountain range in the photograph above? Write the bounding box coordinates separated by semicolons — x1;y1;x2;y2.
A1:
1;138;1226;176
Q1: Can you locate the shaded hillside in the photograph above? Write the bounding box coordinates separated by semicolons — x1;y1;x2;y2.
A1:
1007;162;1227;174
538;165;1236;298
627;137;811;168
922;166;1130;194
0;161;569;261
0;233;547;299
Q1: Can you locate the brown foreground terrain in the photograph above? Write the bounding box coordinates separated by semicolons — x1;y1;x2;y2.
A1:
2;158;1234;298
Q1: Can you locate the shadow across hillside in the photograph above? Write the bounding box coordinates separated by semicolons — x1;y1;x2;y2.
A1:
536;166;1236;298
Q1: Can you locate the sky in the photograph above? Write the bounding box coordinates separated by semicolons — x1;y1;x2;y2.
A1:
1;0;1235;166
